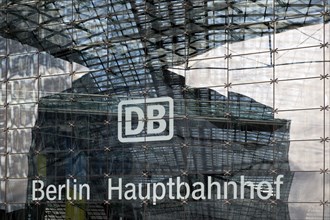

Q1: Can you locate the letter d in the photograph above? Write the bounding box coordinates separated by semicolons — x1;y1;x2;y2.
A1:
125;107;144;135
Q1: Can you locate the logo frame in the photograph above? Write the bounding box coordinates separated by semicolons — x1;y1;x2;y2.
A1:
118;97;174;143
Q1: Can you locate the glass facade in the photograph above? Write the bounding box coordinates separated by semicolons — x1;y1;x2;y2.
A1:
0;0;329;219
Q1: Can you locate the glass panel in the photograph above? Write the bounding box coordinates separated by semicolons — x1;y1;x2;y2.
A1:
276;109;324;140
276;23;324;49
0;156;5;179
7;154;28;178
39;52;71;76
289;203;325;220
7;129;33;153
289;140;323;171
7;79;38;104
7;179;28;203
225;83;274;109
39;75;71;96
275;78;324;110
8;54;38;79
289;172;323;203
7;104;37;128
0;57;6;81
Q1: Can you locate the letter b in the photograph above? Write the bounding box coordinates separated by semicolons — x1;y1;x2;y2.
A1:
147;105;166;134
32;180;45;200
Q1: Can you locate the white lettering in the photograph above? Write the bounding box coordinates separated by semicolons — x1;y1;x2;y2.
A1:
147;105;166;134
224;181;238;199
240;176;255;199
207;176;221;199
125;106;144;135
152;182;166;205
257;181;272;200
192;182;205;200
124;183;137;200
46;184;57;201
32;180;45;200
275;175;284;199
108;178;122;200
176;177;190;200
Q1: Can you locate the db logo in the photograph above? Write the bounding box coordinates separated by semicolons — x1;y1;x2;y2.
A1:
118;97;174;143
